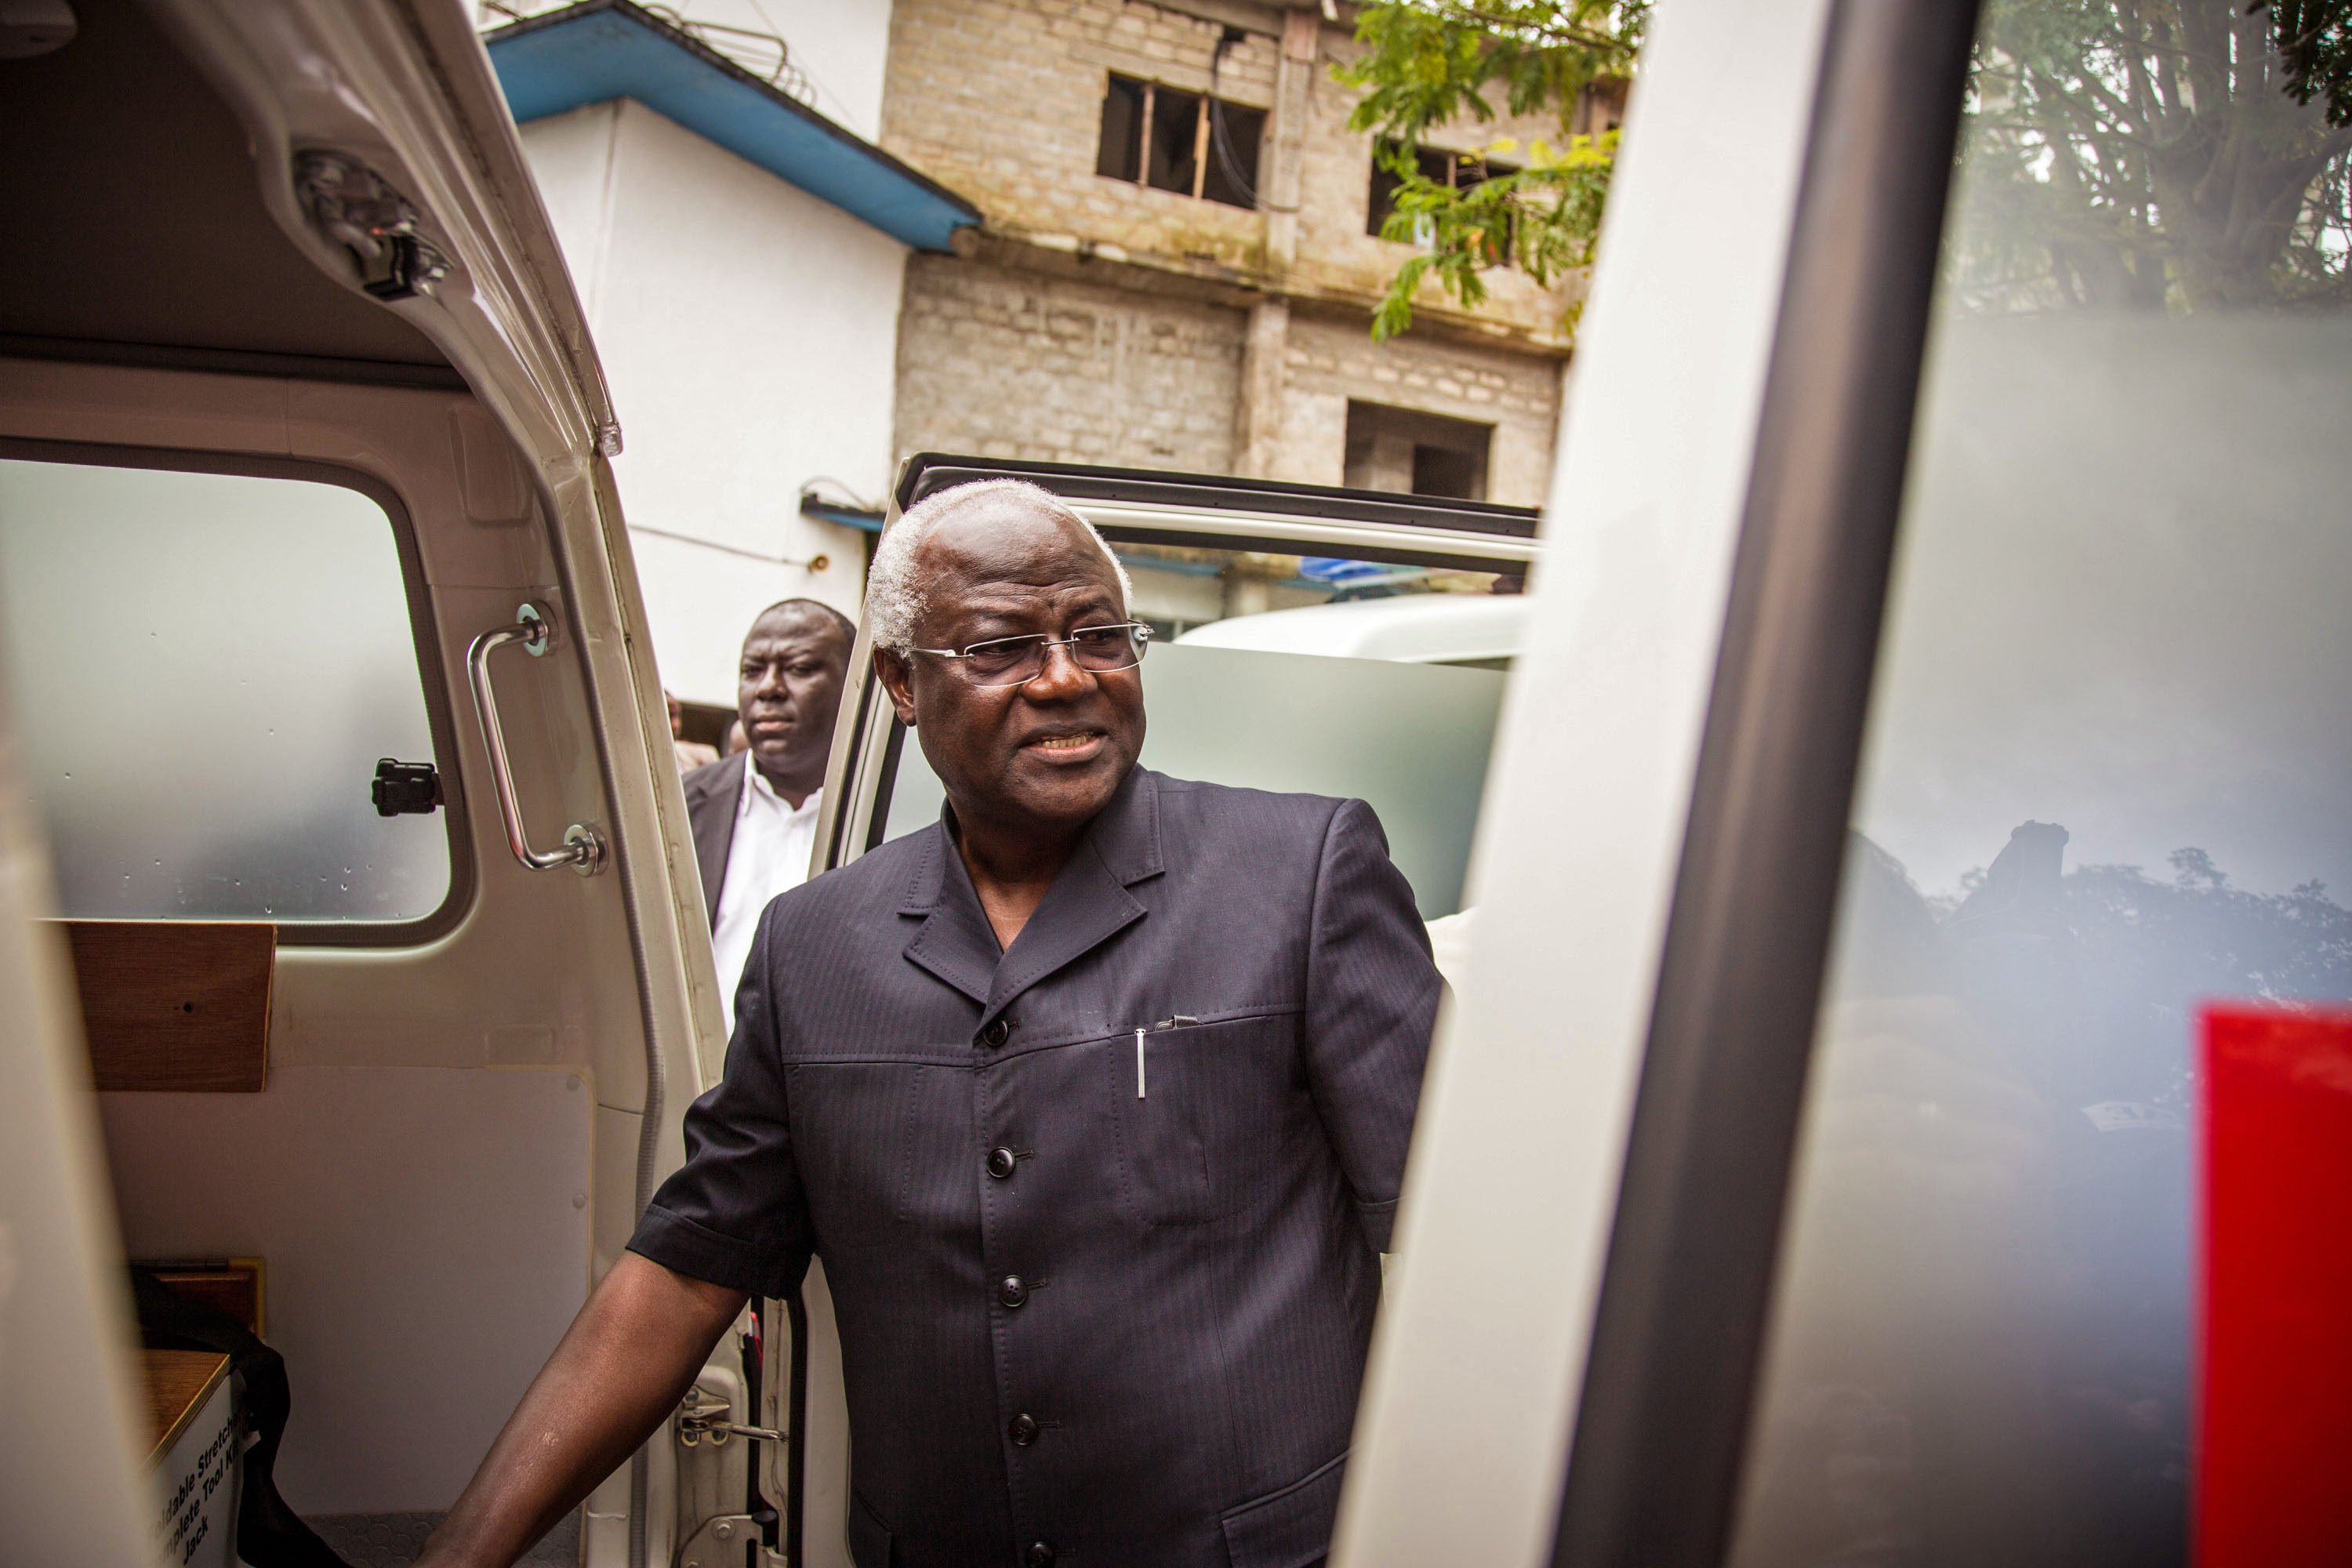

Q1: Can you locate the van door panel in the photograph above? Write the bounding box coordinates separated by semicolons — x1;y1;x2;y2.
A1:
0;684;157;1568
0;356;674;1533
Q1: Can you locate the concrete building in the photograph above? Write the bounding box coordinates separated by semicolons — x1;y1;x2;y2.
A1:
480;2;977;714
477;0;1613;707
879;0;1619;507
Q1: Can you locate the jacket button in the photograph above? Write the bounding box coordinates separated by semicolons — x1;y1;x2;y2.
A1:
998;1275;1029;1308
986;1146;1018;1180
1025;1540;1054;1565
1008;1413;1040;1447
978;1018;1011;1048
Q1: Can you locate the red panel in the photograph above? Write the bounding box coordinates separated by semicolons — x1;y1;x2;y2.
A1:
2198;1004;2352;1567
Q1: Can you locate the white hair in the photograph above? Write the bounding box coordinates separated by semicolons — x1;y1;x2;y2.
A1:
865;478;1133;651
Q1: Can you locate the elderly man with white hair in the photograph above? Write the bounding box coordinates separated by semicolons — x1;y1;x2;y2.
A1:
420;478;1440;1568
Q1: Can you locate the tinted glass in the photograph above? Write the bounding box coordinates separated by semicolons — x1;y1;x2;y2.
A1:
0;457;451;924
1730;3;2352;1562
880;539;1526;918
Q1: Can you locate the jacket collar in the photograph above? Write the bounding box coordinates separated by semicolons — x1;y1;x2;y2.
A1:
900;767;1164;1022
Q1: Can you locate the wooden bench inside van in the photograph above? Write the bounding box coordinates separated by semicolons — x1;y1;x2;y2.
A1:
140;1261;263;1568
54;920;274;1092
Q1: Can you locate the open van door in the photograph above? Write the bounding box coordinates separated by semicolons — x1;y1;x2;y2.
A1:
1334;0;2352;1563
0;2;741;1562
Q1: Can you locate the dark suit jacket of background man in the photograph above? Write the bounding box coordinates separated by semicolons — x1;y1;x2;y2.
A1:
628;766;1440;1568
679;753;747;928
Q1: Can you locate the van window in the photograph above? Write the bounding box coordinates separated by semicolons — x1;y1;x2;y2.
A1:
1728;1;2352;1559
0;455;452;926
878;539;1523;918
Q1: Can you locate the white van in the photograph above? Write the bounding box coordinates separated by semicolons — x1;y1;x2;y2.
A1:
1173;592;1525;669
8;0;2348;1565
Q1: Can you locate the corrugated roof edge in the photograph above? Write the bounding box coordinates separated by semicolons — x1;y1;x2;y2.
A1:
482;0;980;253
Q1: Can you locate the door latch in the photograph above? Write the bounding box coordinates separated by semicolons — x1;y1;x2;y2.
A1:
371;758;441;816
677;1390;785;1448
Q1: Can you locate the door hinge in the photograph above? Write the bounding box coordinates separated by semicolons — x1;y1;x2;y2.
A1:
674;1512;760;1568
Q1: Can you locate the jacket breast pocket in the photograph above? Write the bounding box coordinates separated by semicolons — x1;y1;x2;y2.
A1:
1108;1011;1298;1227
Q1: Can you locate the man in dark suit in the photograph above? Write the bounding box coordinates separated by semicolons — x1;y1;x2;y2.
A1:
420;481;1439;1568
682;598;854;1029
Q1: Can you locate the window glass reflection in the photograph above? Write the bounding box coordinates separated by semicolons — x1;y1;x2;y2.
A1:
0;458;450;924
1731;2;2352;1563
879;539;1523;919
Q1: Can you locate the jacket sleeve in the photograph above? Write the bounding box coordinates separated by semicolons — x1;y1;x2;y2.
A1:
626;902;815;1298
1301;797;1442;1252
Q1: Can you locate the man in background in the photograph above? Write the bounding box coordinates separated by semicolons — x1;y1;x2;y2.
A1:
681;598;855;1026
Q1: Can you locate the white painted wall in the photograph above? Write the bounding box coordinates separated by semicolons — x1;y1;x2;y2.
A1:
519;97;908;705
692;0;896;140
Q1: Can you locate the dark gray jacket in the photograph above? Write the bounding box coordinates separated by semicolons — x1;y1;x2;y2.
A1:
630;767;1439;1568
680;753;745;929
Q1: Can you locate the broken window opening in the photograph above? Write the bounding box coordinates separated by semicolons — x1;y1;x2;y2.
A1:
1367;139;1521;263
1343;401;1494;502
1095;71;1264;210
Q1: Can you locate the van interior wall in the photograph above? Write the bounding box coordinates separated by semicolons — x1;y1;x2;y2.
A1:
100;1069;592;1511
1;358;652;1514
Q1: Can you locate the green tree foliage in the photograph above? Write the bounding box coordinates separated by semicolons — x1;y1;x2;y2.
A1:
1341;0;2352;335
1955;0;2352;313
2266;0;2352;126
1336;2;1646;339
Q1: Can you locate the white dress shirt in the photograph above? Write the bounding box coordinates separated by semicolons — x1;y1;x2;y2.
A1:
711;753;822;1031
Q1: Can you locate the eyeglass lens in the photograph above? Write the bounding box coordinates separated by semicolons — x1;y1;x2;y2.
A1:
964;624;1148;684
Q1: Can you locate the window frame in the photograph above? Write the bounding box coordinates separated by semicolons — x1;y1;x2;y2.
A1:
1095;69;1265;210
0;435;476;946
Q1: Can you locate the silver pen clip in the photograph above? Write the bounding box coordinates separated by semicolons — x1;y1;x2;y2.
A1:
1134;1026;1146;1099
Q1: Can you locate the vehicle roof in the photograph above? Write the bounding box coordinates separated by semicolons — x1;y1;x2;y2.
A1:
1174;593;1527;662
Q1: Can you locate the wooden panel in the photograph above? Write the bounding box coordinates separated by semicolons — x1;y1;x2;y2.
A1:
145;1258;266;1338
58;921;272;1092
140;1349;229;1465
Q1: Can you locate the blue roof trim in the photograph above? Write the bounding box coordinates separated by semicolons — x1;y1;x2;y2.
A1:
485;1;978;252
800;497;885;534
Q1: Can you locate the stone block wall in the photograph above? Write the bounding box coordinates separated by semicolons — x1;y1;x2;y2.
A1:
894;254;1245;472
882;0;1278;274
881;0;1581;341
884;1;1573;506
1271;311;1563;506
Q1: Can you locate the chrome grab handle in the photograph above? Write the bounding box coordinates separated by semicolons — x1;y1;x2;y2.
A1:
465;602;606;877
